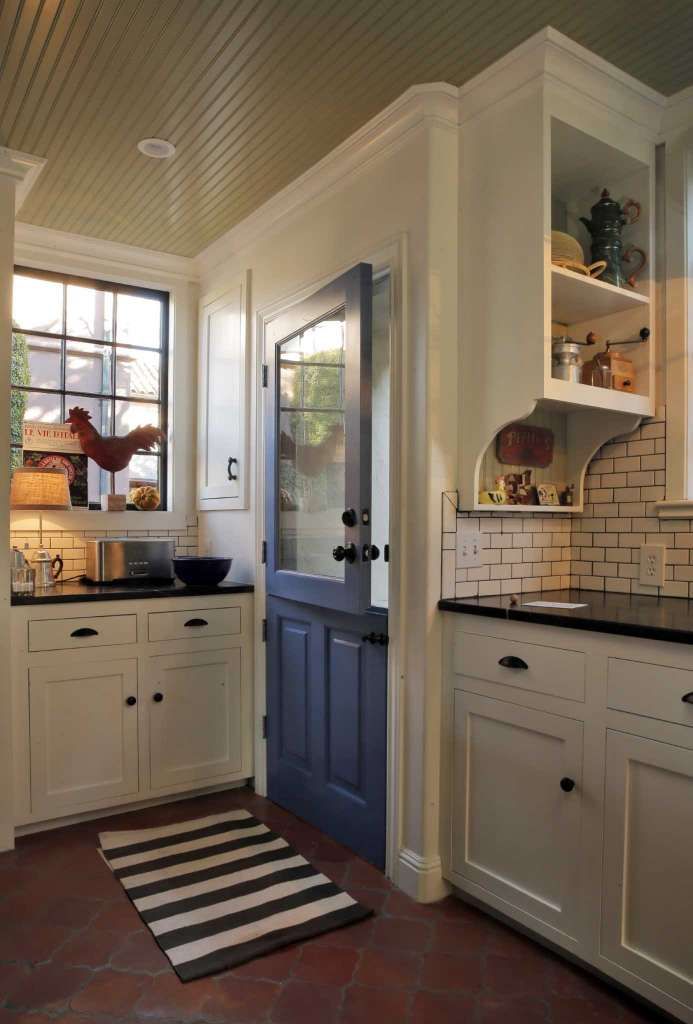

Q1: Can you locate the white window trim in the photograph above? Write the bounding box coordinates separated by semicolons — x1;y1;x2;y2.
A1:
10;227;199;530
657;127;693;517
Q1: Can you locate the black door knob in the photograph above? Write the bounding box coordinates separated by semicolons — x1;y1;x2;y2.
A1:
362;544;380;561
341;508;357;527
560;777;576;793
153;692;164;703
125;696;137;707
333;543;357;563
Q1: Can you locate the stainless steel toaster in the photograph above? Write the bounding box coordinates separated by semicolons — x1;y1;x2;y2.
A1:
85;537;175;582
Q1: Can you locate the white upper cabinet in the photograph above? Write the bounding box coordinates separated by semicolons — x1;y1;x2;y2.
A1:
197;272;250;509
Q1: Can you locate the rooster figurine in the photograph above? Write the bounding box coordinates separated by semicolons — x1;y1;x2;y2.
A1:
67;407;163;488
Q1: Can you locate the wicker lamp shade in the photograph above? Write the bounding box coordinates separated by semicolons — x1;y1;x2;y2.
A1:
10;467;72;511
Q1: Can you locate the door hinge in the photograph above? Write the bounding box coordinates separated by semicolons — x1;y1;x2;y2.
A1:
262;364;269;387
262;714;268;740
261;540;267;564
262;618;267;642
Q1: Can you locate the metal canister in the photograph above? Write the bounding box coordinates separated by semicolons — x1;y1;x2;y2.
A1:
551;335;584;383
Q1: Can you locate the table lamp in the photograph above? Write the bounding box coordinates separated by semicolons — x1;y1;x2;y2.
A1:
10;467;72;588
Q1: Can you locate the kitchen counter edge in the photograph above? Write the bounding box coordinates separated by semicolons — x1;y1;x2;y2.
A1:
11;581;255;606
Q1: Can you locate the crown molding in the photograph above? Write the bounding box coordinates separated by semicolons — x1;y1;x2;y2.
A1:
14;222;198;284
196;82;459;275
661;83;693;139
0;148;46;211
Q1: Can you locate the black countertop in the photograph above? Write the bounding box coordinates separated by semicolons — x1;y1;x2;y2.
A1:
11;579;254;606
438;589;693;646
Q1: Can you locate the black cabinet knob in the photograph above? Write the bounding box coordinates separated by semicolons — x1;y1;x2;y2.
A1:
125;696;137;707
560;777;576;793
333;543;357;564
682;691;693;704
499;655;528;670
341;508;357;527
153;692;164;703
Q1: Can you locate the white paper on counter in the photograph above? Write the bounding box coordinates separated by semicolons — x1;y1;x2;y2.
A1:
522;601;588;609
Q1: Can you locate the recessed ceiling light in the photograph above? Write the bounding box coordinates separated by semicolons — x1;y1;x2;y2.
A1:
137;138;176;159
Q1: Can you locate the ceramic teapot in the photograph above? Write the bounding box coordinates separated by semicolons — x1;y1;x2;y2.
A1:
579;188;646;288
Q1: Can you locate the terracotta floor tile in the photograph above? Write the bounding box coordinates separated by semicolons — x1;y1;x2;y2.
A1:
312;917;375;950
420;951;483;993
485;951;551;996
230;945;301;981
0;962;29;1004
52;925;122;968
110;930;171;973
340;984;412;1023
478;994;549;1023
386;889;441;919
347;860;392;891
430;916;493;954
203;976;280;1022
70;969;149;1016
271;980;342;1024
346;886;388;913
91;899;144;933
411;989;476;1023
0;923;74;964
134;973;218;1020
354;948;421;989
9;963;91;1012
294;946;359;986
372;916;431;952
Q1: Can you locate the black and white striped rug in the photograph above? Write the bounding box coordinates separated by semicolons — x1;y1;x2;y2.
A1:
98;809;372;981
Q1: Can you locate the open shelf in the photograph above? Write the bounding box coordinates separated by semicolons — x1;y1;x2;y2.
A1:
551;265;649;323
543;377;652;416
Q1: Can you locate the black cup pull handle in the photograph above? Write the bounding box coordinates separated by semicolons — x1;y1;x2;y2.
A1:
71;627;99;638
682;692;693;705
184;618;208;628
499;655;528;670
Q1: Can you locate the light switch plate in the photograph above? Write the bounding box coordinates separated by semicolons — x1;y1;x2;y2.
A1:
639;544;666;587
457;529;482;568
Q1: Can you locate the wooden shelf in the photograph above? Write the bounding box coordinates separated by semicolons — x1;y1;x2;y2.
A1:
543;378;653;417
473;503;575;514
551;265;649;323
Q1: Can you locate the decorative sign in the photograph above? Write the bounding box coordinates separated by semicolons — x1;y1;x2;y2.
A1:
22;422;89;507
496;423;554;468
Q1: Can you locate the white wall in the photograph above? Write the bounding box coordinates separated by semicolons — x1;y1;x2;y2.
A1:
196;88;459;896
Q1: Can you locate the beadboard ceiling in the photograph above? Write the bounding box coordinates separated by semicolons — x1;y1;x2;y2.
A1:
3;0;693;257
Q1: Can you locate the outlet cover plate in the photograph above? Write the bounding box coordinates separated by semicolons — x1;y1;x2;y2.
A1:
639;544;666;587
457;530;482;568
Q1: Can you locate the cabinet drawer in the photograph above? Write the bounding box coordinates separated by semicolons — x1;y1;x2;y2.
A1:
453;631;585;702
608;658;693;728
148;606;242;643
29;614;137;652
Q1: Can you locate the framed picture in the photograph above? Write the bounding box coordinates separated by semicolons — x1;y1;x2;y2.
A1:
537;482;559;506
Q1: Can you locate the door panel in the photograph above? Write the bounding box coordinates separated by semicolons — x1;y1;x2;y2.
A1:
267;596;387;867
602;730;693;1007
452;691;583;937
266;263;372;614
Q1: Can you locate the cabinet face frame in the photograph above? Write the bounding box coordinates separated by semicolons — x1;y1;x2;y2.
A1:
197;271;251;510
602;729;693;1010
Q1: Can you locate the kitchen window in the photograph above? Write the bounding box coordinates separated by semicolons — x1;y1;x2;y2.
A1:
10;267;169;510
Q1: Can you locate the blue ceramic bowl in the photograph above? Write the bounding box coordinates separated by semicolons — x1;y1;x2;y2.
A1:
172;556;233;587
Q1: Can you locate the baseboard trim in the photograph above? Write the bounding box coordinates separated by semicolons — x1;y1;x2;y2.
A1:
397;847;451;903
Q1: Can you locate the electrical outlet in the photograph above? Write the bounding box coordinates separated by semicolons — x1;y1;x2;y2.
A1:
457;530;482;568
639;544;666;587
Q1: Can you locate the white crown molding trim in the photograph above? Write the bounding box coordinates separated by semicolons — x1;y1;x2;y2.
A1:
14;222;198;284
196;82;459;274
397;847;450;903
0;148;46;211
661;84;693;138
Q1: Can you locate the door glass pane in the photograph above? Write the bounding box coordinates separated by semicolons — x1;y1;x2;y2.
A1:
66;341;112;395
66;283;114;341
278;309;346;579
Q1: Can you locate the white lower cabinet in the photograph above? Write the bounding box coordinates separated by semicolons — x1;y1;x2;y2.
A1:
443;614;693;1024
602;730;693;1010
452;691;583;938
29;659;139;816
147;648;246;789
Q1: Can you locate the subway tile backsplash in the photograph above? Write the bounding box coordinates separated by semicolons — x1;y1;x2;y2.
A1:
10;519;199;580
442;407;686;599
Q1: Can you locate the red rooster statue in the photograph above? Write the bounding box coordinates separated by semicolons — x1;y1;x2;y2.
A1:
67;406;163;474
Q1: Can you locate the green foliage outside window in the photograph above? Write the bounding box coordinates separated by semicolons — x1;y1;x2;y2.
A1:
10;326;29;469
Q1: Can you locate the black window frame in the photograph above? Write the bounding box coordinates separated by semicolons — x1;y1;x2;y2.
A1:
11;265;170;511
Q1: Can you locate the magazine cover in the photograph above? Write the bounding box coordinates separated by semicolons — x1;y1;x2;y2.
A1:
22;422;89;508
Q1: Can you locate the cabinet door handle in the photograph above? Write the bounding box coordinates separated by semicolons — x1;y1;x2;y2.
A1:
153;692;164;703
184;618;208;628
227;456;238;481
682;692;693;704
560;777;576;793
70;627;99;638
125;696;137;707
498;655;528;670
